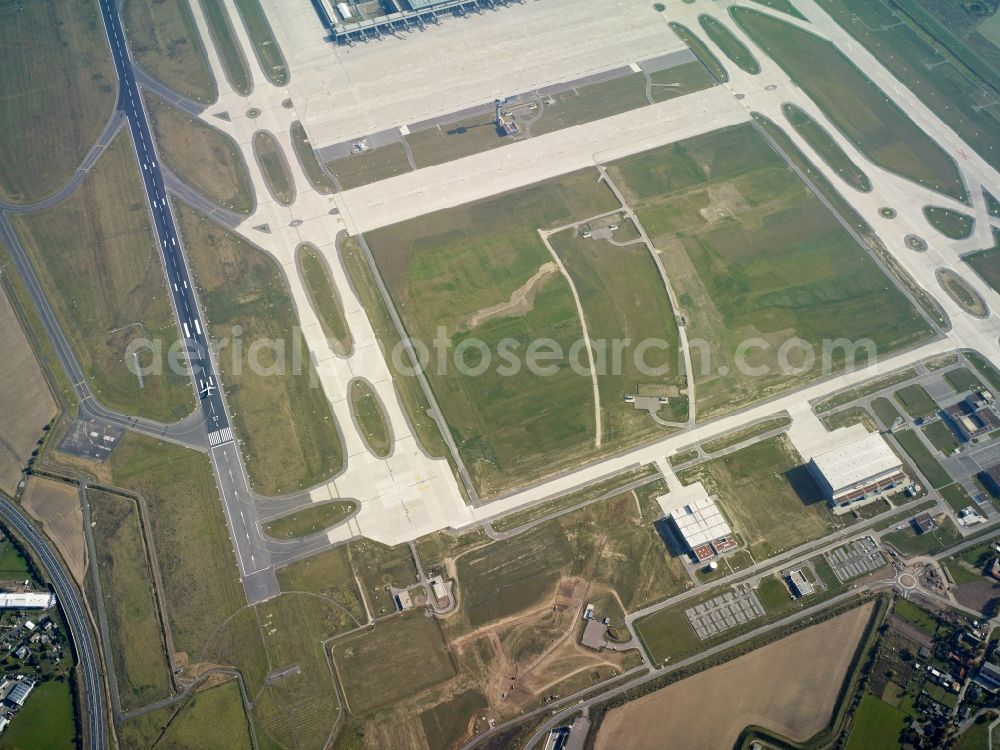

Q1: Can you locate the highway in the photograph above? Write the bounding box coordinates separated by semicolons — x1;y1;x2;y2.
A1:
95;0;279;601
0;496;105;750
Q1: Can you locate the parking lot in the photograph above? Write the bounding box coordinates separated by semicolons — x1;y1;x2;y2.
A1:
825;537;886;582
686;586;764;640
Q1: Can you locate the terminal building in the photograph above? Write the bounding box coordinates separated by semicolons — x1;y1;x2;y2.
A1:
321;0;522;44
665;494;738;562
808;433;906;514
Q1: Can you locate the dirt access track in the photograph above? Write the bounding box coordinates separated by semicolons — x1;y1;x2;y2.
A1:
595;602;874;750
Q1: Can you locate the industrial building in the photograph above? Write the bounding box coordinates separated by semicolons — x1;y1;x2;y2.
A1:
664;494;738;562
4;681;33;709
321;0;523;44
808;433;906;513
0;593;55;610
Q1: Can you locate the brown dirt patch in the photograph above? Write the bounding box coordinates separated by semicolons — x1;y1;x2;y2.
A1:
0;285;56;495
461;261;557;330
595;603;874;750
21;477;86;585
953;580;1000;614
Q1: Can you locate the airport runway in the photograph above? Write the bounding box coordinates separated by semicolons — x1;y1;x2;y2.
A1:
0;497;105;750
96;0;280;602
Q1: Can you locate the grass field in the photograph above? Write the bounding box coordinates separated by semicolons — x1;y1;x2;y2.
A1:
924;205;975;239
88;489;172;709
123;0;216;103
735;7;967;201
894;384;939;419
528;74;650;137
698;14;760;74
163;681;252;748
198;0;251;95
964;229;1000;294
489;465;660;533
649;61;716;103
944;366;981;393
0;679;76;750
610;123;929;417
253;594;354;748
290;121;336;194
456;486;690;636
940;483;973;514
782;103;871;192
349;539;417;616
350;378;392;457
923;421;960;455
0;284;56;496
117;677;253;749
938;269;987;317
145;92;254;214
883;513;960;555
275;544;366;622
365;170;620;496
844;693;908;750
405;112;505;169
12;133;193;422
262;500;356;539
816;370;919;413
0;0;116;203
968;351;1000;393
816;0;1000;174
669;22;729;83
455;523;573;629
232;0;287;86
620;604;874;744
176;203;343;494
892;430;951;488
252;130;294;205
0;537;32;581
752;113;949;331
550;229;685;445
328;143;412;189
420;689;487;750
296;243;353;355
339;237;447;458
700;415;791;453
109;433;245;661
677;435;833;560
331;611;455;714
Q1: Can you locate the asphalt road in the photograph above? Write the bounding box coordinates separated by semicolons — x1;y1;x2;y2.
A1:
0;496;105;750
95;0;280;601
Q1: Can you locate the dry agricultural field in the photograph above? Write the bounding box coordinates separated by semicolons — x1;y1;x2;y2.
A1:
0;285;56;495
595;603;874;750
21;477;85;584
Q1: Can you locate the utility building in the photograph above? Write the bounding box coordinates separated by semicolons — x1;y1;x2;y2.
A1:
808;433;905;513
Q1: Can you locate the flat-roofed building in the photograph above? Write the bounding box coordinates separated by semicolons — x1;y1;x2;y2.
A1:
808;433;906;514
786;569;814;598
665;494;736;562
0;592;54;610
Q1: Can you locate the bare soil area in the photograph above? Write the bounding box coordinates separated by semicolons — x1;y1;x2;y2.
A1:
953;580;1000;614
21;477;86;584
0;285;56;495
462;261;558;330
595;603;874;750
